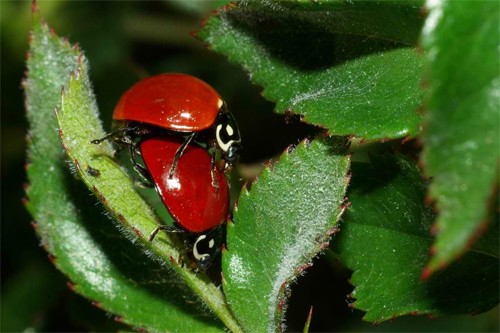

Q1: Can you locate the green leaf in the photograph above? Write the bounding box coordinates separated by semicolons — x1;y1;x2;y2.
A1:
335;155;499;322
0;263;65;332
197;0;424;140
168;0;230;16
24;15;238;332
278;0;424;45
223;139;351;332
421;0;500;273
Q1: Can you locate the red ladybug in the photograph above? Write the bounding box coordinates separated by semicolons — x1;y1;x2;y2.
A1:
142;137;230;268
92;73;241;174
91;73;238;268
141;137;229;233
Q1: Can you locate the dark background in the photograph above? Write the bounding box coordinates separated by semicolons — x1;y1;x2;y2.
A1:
1;1;498;331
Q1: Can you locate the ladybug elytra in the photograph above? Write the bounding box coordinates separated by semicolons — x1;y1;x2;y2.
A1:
92;73;239;268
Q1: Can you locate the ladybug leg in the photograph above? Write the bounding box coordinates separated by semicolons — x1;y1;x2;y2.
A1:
91;126;145;158
210;148;219;193
148;225;185;242
210;140;220;192
168;132;197;179
129;144;154;188
90;126;138;145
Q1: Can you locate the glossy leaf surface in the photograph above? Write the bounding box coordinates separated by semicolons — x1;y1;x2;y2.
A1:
421;0;500;273
197;0;425;140
223;139;351;332
335;155;499;322
25;16;237;333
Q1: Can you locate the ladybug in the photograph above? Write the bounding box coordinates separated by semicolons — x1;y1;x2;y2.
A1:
92;73;241;176
142;136;230;269
91;73;238;268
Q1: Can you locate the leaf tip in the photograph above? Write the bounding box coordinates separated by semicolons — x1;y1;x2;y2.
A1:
76;54;85;76
131;226;144;239
169;256;180;267
430;221;439;236
47;254;57;264
30;220;38;230
327;225;341;237
31;0;38;13
72;158;82;173
61;37;71;48
116;212;126;223
91;301;103;309
303;306;313;333
30;0;43;28
420;266;433;281
296;262;313;274
49;26;58;38
66;281;76;291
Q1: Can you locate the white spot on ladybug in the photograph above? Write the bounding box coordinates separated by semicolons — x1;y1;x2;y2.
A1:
217;99;224;109
216;124;239;153
216;124;228;152
193;235;210;261
209;239;215;249
226;125;234;136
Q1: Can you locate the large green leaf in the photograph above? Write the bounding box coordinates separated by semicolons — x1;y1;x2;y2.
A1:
421;0;500;274
24;15;238;332
223;139;351;332
335;155;498;322
197;0;424;140
278;0;424;45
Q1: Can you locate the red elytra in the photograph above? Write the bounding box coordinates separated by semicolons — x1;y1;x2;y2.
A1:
114;73;224;132
139;136;229;233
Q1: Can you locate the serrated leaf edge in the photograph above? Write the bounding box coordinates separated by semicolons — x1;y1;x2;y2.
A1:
56;62;244;332
225;139;351;332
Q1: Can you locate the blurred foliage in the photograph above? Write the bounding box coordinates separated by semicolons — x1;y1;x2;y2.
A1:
2;1;498;332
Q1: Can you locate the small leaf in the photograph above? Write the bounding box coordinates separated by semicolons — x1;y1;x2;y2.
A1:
335;155;499;322
223;139;351;332
421;0;500;273
24;15;238;332
57;36;243;333
197;0;425;140
303;306;313;333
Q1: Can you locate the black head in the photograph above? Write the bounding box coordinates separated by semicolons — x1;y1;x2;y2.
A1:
215;107;241;170
192;227;225;270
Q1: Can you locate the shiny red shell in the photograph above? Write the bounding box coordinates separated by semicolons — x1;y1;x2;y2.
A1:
139;137;229;233
114;73;223;132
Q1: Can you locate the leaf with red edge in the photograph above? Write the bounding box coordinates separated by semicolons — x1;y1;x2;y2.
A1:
334;154;498;322
421;0;500;274
197;0;425;141
223;138;351;332
24;12;237;333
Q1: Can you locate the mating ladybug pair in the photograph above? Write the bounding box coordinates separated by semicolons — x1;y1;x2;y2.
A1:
93;73;241;269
